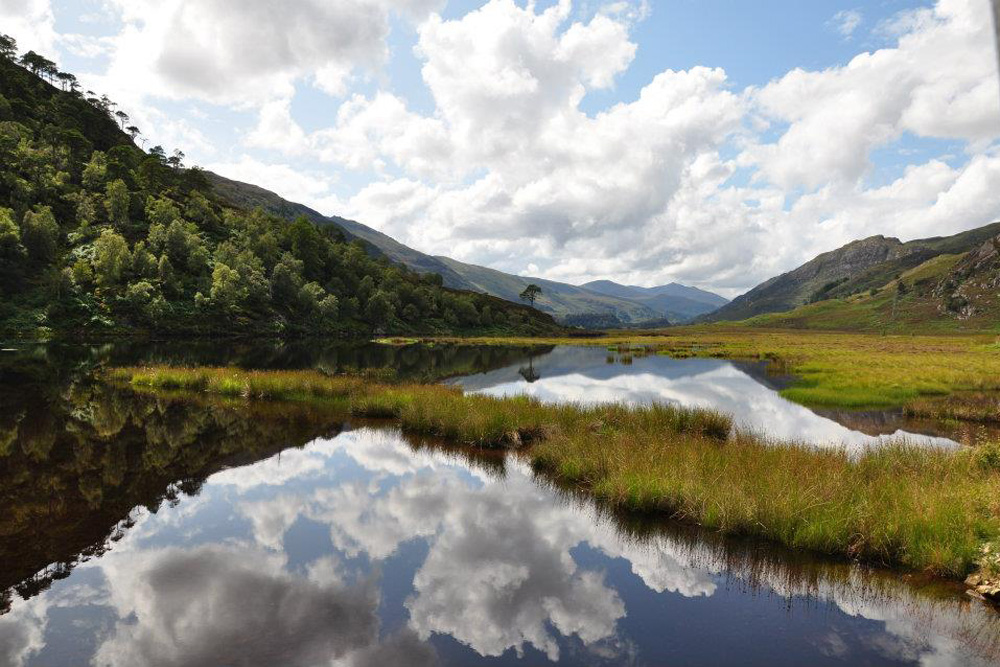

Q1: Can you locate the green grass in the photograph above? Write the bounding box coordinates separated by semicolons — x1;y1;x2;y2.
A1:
108;364;1000;579
431;328;1000;413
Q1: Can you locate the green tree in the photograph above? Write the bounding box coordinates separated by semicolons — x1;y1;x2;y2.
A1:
81;151;107;190
318;294;339;320
104;179;130;230
364;290;395;327
93;229;130;287
0;34;17;60
519;283;542;307
269;253;304;306
20;205;59;264
0;208;26;287
209;263;245;312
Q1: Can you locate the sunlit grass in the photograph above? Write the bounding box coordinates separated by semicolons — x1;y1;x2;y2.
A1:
429;328;1000;413
108;364;1000;578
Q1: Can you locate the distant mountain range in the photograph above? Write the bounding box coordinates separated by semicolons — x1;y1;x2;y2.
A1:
206;172;728;326
208;170;1000;334
701;223;1000;323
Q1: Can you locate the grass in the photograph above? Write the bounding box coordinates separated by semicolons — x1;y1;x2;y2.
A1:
430;327;1000;415
108;364;1000;580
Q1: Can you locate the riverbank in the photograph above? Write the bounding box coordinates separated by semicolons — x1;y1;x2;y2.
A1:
108;365;1000;586
428;327;1000;418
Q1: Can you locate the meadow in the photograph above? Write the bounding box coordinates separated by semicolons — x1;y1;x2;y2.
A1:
432;327;1000;417
109;364;1000;583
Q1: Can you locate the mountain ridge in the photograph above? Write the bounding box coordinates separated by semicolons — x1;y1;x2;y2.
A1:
702;223;1000;323
204;172;729;326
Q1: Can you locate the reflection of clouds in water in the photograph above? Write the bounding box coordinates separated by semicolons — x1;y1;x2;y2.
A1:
92;544;436;667
471;365;956;449
6;427;998;666
0;604;44;667
229;430;723;659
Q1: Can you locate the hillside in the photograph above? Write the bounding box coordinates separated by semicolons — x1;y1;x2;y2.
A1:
704;223;1000;323
743;234;1000;332
0;46;560;338
583;280;728;321
433;256;660;324
202;174;718;326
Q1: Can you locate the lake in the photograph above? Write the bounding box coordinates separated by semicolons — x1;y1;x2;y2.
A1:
0;341;996;666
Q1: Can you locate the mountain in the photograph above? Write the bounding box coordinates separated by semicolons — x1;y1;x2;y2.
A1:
0;50;560;337
432;256;659;324
703;223;1000;323
583;280;728;321
203;174;710;326
743;229;1000;332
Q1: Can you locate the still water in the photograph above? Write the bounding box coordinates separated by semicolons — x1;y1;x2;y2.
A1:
449;345;967;449
0;342;996;666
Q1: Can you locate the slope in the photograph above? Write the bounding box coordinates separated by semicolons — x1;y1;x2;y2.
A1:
583;280;728;321
434;256;660;324
742;234;1000;333
0;49;559;337
704;223;1000;323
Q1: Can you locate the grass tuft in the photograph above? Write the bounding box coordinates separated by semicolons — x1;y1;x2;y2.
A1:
106;364;1000;578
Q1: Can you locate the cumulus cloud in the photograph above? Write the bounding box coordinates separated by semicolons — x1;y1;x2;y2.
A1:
224;0;998;295
94;0;444;106
92;544;437;667
11;0;1000;294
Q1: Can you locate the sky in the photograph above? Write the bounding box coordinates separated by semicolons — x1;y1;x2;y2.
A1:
2;0;999;296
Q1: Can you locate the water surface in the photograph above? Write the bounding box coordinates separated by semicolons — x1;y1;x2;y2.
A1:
448;346;964;449
0;341;995;666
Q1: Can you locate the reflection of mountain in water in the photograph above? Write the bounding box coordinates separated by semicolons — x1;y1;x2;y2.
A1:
449;346;964;448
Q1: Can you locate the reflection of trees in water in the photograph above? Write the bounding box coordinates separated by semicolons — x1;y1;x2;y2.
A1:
517;356;541;383
3;340;556;383
0;380;341;613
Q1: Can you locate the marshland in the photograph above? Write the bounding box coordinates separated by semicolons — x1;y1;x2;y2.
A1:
4;332;999;665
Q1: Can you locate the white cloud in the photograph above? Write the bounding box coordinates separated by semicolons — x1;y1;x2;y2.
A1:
0;0;58;55
11;0;1000;294
97;0;443;106
830;9;863;38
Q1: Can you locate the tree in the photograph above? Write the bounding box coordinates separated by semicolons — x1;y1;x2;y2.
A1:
167;149;185;169
20;206;59;264
519;283;542;307
104;179;130;230
126;125;141;140
0;208;26;287
114;110;129;130
19;51;57;81
0;34;17;60
82;151;108;190
318;294;340;320
56;72;77;92
93;229;130;287
269;253;304;306
364;290;395;327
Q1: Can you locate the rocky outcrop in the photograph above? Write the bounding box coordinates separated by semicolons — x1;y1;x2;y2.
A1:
935;234;1000;320
704;222;1000;323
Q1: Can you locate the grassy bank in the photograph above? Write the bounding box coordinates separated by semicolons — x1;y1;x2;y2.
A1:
427;328;1000;415
109;365;1000;579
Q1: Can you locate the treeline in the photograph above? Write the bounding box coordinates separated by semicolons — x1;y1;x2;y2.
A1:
0;37;558;337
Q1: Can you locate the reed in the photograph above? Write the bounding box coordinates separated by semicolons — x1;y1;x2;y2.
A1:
107;364;1000;577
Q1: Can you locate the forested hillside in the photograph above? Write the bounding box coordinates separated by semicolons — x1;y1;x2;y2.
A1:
0;39;559;337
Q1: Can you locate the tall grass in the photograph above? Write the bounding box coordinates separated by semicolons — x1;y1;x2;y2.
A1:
107;364;1000;578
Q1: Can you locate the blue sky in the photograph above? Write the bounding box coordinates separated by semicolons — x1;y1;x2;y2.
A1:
3;0;999;294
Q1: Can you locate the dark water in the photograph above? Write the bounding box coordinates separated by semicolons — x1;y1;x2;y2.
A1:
0;341;996;666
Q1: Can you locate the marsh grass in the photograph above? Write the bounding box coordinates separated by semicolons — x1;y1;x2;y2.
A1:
108;364;1000;578
432;328;1000;416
